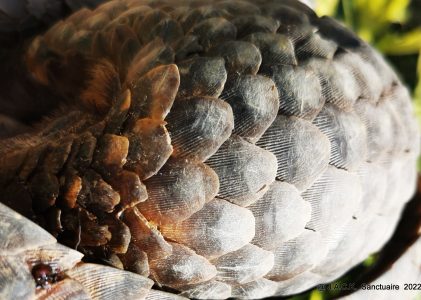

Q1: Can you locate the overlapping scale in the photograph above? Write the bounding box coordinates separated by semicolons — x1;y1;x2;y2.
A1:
179;280;232;299
308;58;360;110
34;278;90;300
313;104;367;171
122;207;172;261
220;74;279;143
207;41;262;75
385;85;420;154
243;32;297;66
275;271;324;296
266;230;328;281
113;5;152;27
77;171;120;212
126;39;175;81
84;11;110;30
206;135;277;206
1;248;38;298
295;31;337;60
0;1;419;299
354;162;388;217
302;166;362;241
0;202;55;254
249;181;311;250
124;118;173;180
354;212;403;264
176;57;227;99
263;2;315;41
146;290;188;300
310;217;368;277
215;1;260;15
173;35;203;61
175;5;228;33
381;156;418;216
149;242;216;288
127;64;180;121
230;278;278;299
268;63;323;119
191;17;237;50
256;115;330;191
92;134;129;178
314;16;361;48
118;242;149;276
212;243;274;284
95;0;127;18
110;170;147;209
354;101;394;162
0;201;159;300
335;51;383;103
138;158;219;224
166;97;234;161
161;199;255;258
66;263;153;299
232;15;280;38
141;16;183;45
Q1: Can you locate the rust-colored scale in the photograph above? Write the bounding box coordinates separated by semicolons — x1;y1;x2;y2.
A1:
0;0;419;299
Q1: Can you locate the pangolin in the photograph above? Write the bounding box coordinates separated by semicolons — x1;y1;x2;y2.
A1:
0;0;419;299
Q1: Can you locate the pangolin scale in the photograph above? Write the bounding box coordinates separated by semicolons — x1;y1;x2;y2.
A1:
0;0;419;299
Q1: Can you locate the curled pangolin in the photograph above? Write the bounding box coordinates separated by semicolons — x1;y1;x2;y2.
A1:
0;0;419;299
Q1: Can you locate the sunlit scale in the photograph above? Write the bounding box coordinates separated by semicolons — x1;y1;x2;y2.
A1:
0;0;419;299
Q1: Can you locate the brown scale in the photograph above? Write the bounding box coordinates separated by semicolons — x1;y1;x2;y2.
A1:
0;1;419;299
0;76;178;274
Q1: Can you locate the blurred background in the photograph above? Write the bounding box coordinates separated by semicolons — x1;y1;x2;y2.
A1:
289;1;421;299
316;0;421;138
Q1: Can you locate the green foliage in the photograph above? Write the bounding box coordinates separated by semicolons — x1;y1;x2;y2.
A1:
309;290;324;300
362;254;377;267
318;0;409;36
315;0;339;16
377;29;421;55
318;0;421;50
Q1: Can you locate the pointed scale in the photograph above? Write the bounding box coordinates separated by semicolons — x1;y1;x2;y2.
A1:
66;263;153;299
138;158;219;225
249;181;311;250
166;97;234;161
161;199;255;258
256;115;330;192
206;135;277;207
149;242;216;289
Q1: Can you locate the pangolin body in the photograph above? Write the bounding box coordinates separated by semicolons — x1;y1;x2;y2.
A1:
0;0;419;299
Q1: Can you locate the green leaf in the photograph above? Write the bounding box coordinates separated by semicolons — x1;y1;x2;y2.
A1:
376;29;421;55
342;0;355;30
315;0;339;16
309;290;324;300
289;294;312;300
358;27;374;43
350;0;389;42
384;0;410;23
362;254;377;267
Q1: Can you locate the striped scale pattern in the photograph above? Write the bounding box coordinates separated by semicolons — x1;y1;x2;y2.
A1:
0;0;419;299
